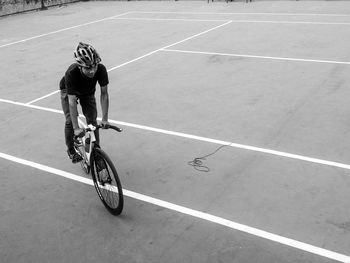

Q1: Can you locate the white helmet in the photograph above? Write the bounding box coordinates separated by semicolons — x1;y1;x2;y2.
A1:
74;42;101;67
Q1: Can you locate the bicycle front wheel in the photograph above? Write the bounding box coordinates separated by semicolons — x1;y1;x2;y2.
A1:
91;148;124;215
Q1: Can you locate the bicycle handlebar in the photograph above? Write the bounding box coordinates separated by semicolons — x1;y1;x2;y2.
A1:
107;125;123;133
75;124;122;139
85;124;123;133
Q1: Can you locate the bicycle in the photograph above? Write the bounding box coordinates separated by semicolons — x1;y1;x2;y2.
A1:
74;120;124;215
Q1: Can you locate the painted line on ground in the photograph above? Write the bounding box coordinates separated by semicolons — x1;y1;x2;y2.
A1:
112;119;350;171
25;45;350;105
0;12;130;48
133;11;350;17
112;17;230;22
0;151;349;263
226;19;350;25
25;55;155;104
26;90;61;105
0;98;63;114
25;20;232;104
113;16;350;25
162;49;350;65
2;98;350;171
24;57;139;104
107;20;232;72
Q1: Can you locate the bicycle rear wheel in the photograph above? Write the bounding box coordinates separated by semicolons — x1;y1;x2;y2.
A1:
91;148;124;215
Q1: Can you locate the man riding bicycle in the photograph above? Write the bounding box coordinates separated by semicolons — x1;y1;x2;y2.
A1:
59;42;110;163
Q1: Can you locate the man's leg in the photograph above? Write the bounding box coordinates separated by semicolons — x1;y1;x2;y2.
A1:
80;95;100;146
60;89;82;163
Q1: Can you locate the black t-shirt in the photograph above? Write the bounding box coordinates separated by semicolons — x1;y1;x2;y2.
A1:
59;63;109;97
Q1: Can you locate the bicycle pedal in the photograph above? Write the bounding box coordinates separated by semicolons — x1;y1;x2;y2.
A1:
73;138;82;145
72;155;83;163
98;171;112;184
105;177;112;184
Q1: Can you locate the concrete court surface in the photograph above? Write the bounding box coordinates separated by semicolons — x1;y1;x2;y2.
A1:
1;1;350;262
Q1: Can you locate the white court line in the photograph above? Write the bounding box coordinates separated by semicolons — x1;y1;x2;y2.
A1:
26;90;61;105
0;98;63;114
226;19;350;25
163;49;350;65
26;20;232;104
2;98;350;171
25;59;132;104
112;120;350;171
114;17;350;25
107;20;232;72
0;151;349;263
112;17;230;22
25;45;350;104
133;11;350;17
0;12;130;48
25;58;147;104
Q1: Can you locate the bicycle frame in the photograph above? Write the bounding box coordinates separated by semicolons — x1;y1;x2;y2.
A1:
74;118;124;215
78;118;96;163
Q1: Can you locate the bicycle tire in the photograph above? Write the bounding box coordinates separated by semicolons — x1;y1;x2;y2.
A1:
91;147;124;215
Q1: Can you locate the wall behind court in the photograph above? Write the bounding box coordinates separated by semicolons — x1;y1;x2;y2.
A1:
1;0;346;17
0;0;79;17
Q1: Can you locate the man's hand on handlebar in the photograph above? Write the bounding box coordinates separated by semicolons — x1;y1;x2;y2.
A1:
100;120;110;129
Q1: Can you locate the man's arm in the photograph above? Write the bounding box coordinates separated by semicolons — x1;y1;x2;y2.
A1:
68;94;81;134
100;85;109;125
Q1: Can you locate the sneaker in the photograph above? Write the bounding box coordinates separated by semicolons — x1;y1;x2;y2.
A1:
95;156;106;172
99;168;111;184
95;156;111;183
67;148;83;163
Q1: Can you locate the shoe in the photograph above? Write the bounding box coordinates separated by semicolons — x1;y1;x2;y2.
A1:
99;168;111;184
95;156;111;183
95;156;106;172
67;148;83;163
